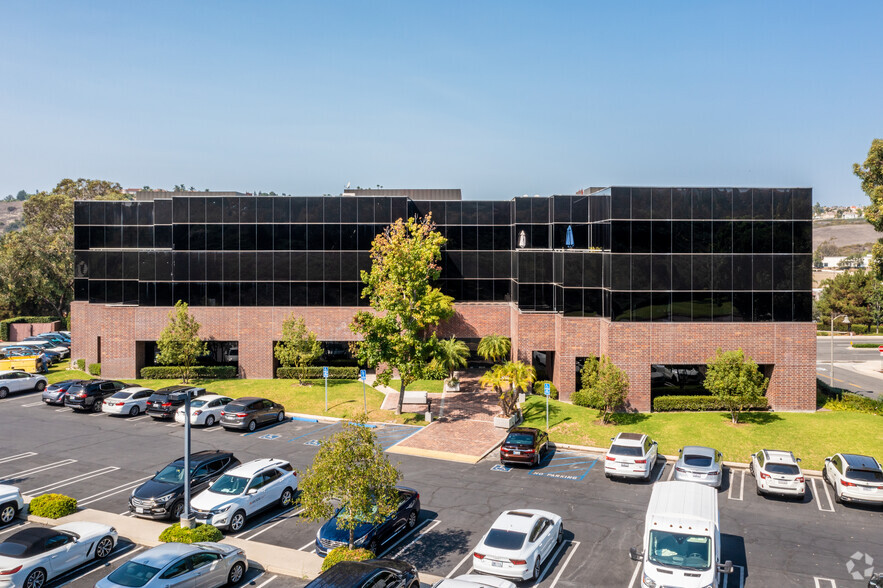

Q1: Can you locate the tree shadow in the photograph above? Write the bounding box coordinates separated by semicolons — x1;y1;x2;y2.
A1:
397;514;472;571
725;412;782;425
608;412;650;426
522;400;562;424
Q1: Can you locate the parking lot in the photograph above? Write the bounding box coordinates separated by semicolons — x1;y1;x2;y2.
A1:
1;388;881;587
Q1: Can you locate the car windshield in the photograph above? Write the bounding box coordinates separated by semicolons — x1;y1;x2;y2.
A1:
190;399;208;408
210;474;249;495
111;391;133;400
484;529;526;551
683;454;713;467
153;464;191;484
505;433;534;445
106;561;161;587
766;463;800;476
608;444;643;457
847;468;883;482
648;530;711;571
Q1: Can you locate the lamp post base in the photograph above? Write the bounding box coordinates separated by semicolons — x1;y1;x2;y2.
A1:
179;515;195;529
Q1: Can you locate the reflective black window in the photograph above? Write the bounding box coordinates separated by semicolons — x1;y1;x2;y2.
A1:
631;255;651;290
206;198;222;223
712;221;732;254
190;198;206;223
733;189;752;219
631;222;651;254
692;189;712;219
692;222;712;254
256;198;273;223
651;188;671;220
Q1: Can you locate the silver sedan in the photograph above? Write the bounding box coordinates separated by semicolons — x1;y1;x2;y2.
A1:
95;542;247;588
673;446;723;488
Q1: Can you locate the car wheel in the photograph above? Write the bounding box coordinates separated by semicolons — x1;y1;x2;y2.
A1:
24;568;46;588
531;556;541;580
92;400;103;413
228;561;245;584
407;510;417;529
822;467;829;483
95;536;114;558
129;405;140;417
755;483;762;496
280;487;294;508
247;420;256;432
0;502;17;524
0;388;8;399
368;539;379;556
35;381;46;391
834;488;842;504
230;510;246;532
171;500;184;519
205;415;215;427
748;462;754;476
533;454;540;468
277;411;285;422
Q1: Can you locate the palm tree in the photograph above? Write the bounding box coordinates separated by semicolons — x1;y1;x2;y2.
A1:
432;337;470;383
479;364;511;415
503;361;537;398
480;361;536;417
477;335;511;363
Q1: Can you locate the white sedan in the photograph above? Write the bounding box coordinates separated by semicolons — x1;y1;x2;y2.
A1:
432;575;516;588
0;521;117;587
103;387;155;416
175;394;233;427
0;370;48;399
472;509;563;581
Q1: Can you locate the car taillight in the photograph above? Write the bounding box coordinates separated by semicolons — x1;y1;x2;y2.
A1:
193;410;202;416
510;559;527;565
76;393;86;398
0;565;22;575
634;459;646;464
161;402;172;407
220;411;225;416
523;449;535;454
841;480;856;487
796;476;804;483
760;472;770;480
473;552;485;560
606;456;616;461
235;413;247;417
676;467;687;473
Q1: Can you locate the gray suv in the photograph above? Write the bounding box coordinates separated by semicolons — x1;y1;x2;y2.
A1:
220;397;286;432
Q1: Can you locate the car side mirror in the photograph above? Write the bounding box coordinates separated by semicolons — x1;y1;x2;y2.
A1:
247;488;257;495
629;547;643;562
717;560;734;574
824;457;831;463
610;437;615;442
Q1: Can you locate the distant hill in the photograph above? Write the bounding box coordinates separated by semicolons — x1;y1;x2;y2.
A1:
0;202;23;234
813;218;879;255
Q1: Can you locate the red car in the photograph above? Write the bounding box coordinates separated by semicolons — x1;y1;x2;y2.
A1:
500;427;550;467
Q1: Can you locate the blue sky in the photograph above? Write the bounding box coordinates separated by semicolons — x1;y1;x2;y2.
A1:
1;2;880;204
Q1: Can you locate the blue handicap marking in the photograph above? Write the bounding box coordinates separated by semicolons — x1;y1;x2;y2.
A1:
491;464;512;473
258;434;282;440
373;424;421;450
544;383;551;396
528;451;597;481
304;439;322;447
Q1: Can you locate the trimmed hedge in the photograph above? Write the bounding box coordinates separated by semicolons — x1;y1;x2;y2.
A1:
74;359;85;371
851;342;881;349
532;380;558;400
159;523;223;544
277;366;359;379
28;493;77;518
321;547;374;572
88;363;101;376
0;316;61;341
571;388;605;409
140;366;237;379
652;395;769;412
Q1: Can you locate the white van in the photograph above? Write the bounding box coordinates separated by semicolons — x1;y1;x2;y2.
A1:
629;481;733;587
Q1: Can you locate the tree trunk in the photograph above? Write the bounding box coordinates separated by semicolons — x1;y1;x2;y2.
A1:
396;380;405;415
731;409;738;424
349;527;354;550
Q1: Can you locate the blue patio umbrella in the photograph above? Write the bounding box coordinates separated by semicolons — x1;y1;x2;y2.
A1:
565;225;574;248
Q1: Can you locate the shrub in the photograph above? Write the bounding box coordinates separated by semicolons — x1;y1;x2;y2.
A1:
532;380;558;400
817;330;829;336
0;316;61;341
74;359;85;371
277;366;359;379
321;547;374;572
851;342;880;349
28;494;77;518
852;324;869;335
818;380;882;415
158;523;223;544
88;363;101;376
140;366;237;379
571;388;605;409
652;395;769;412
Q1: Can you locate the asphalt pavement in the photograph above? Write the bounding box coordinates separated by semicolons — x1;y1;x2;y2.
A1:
0;388;881;587
816;336;883;399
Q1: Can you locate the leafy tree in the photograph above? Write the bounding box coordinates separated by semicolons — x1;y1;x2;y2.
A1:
476;335;511;363
274;314;323;384
838;253;864;269
350;215;454;414
15;190;28;201
155;301;208;383
579;355;600;392
815;238;839;258
870;281;883;334
812;249;823;268
593;356;629;424
479;361;536;417
704;349;768;424
431;337;469;382
298;415;402;550
855;139;883;277
54;178;126;201
816;269;874;328
813;202;823;217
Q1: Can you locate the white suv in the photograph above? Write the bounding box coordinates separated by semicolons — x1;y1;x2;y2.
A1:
0;484;24;525
823;453;883;506
190;458;298;532
604;432;657;481
750;449;805;498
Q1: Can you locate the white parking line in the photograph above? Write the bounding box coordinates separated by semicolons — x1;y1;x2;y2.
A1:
298;539;315;551
72;545;145;581
89;411;107;416
21;401;46;407
653;464;667;483
727;470;744;501
666;463;676;481
388;519;441;559
55;407;69;412
237;507;304;541
627;561;641;588
814;578;837;588
0;522;30;538
25;466;119;494
77;476;152;506
202;426;222;433
129;415;150;421
446;549;476;578
810;478;835;512
166;423;180;427
254;574;278;588
0;452;37;465
0;459;78;482
548;540;580;588
535;539;571;584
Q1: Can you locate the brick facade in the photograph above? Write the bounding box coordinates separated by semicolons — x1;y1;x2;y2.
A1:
71;301;816;411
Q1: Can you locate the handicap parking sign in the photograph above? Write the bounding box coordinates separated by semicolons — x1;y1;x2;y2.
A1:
360;369;366;381
544;383;551;396
323;366;329;378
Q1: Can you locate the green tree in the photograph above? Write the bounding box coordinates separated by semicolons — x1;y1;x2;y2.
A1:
870;280;883;334
350;215;454;414
155;301;208;383
476;335;511;363
431;337;469;383
480;361;536;417
812;249;823;268
812;202;823;217
704;349;768;424
579;355;601;392
15;190;28;201
816;238;839;258
816;269;874;329
854;139;883;277
838;253;864;269
54;178;126;201
298;415;402;550
594;356;629;424
274;314;323;384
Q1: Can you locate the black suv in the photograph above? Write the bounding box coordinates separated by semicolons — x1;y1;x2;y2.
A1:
64;380;129;412
129;450;240;520
305;559;419;588
146;386;205;419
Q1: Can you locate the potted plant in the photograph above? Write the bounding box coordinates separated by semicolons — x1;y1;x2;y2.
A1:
446;377;460;392
432;337;469;393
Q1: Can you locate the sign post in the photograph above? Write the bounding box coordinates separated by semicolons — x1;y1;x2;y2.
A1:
544;382;551;432
360;369;367;414
323;367;329;412
879;346;883;372
180;391;193;529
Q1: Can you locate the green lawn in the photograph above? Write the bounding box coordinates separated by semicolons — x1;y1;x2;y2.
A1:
521;396;883;471
45;361;425;425
388;379;445;395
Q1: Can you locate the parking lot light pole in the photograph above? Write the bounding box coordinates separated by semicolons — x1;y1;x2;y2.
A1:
323;366;328;412
830;314;850;387
360;369;367;414
180;392;194;529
